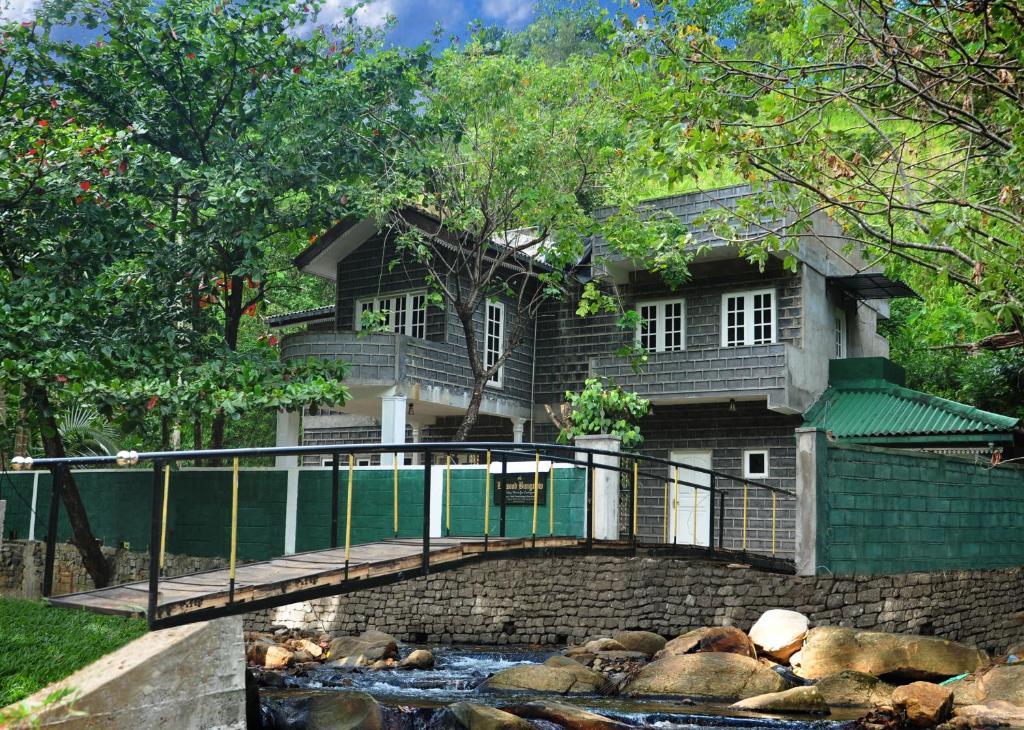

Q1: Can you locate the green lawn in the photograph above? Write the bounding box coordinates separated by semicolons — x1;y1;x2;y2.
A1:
0;598;147;707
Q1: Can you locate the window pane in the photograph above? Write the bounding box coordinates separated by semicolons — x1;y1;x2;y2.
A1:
390;296;407;334
664;301;683;351
834;312;846;358
410;294;426;339
725;296;745;346
639;304;658;352
752;292;773;344
486;302;503;384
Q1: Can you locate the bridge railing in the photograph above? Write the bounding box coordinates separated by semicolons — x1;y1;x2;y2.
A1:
8;441;793;624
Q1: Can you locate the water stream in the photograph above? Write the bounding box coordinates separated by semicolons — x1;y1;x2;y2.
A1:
258;646;862;729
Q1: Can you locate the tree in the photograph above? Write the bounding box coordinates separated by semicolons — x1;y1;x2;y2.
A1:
34;0;426;451
0;18;178;585
615;0;1024;350
365;44;657;440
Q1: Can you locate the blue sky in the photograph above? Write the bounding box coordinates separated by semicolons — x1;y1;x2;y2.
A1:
3;0;630;45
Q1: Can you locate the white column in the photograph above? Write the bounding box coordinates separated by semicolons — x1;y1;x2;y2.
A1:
379;395;407;466
794;427;822;576
275;409;301;555
410;425;421;466
574;434;621;540
511;417;526;443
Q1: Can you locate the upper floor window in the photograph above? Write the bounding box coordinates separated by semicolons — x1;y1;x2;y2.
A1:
636;299;685;353
485;300;504;387
721;289;775;347
834;307;847;359
355;291;427;339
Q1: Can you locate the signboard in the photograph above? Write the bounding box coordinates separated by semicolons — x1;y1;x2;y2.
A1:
493;470;549;506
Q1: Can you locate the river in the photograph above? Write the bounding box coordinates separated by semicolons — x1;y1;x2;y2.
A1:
258;645;861;729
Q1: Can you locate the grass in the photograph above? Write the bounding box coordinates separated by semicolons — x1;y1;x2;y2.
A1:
0;598;147;708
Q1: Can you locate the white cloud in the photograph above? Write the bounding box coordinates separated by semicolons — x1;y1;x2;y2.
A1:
1;0;42;22
481;0;534;27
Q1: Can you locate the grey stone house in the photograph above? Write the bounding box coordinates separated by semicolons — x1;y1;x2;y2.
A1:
270;185;907;553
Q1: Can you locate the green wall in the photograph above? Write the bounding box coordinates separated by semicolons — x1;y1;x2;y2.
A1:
1;466;587;562
819;442;1024;575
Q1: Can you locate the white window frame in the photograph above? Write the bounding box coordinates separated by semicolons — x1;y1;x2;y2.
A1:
354;290;427;339
743;449;770;479
721;289;776;347
485;300;505;388
635;298;686;353
834;307;848;359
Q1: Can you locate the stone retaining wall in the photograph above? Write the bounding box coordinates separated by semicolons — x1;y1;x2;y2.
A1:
0;540;226;599
245;555;1024;654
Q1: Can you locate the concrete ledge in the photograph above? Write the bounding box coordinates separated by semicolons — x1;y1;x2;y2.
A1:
12;616;245;729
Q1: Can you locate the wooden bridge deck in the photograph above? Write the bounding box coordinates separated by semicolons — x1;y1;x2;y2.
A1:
46;536;580;626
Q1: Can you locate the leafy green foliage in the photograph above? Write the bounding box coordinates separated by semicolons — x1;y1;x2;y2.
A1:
558;377;651;450
0;599;147;707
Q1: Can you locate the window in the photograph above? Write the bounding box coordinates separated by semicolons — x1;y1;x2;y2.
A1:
721;289;775;347
636;299;685;353
485;300;504;387
355;291;427;339
834;307;847;359
321;455;374;467
743;449;769;479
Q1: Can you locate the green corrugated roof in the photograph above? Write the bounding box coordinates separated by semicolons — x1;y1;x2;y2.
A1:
804;359;1019;442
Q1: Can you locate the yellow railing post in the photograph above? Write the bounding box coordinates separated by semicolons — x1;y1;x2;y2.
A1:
393;457;399;538
548;469;554;536
345;454;354;566
771;491;777;556
672;467;680;545
662;480;669;543
632;460;639;539
445;455;452;537
229;457;239;600
159;464;170;573
531;452;540;539
483;450;492;538
742;483;749;551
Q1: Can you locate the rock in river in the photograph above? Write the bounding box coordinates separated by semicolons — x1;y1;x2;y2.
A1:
656;626;757;659
947;663;1024;706
444;702;533;730
892;681;955;728
621;652;788;699
815;670;895;707
748;610;809;663
731;685;830;715
792;627;988;681
611;630;666;657
482;662;611;695
501;700;631;730
326;630;399;668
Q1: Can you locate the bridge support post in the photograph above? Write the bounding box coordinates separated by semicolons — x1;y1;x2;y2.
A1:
148;460;162;626
422;449;431;576
575;435;621;541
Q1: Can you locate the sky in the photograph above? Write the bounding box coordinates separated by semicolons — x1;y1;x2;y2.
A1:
4;0;631;47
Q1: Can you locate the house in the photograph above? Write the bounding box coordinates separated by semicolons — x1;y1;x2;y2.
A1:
269;184;918;553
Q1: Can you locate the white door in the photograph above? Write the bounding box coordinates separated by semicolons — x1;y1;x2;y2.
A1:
668;450;712;547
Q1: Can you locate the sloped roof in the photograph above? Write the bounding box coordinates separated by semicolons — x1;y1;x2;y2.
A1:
266;305;334;329
804;359;1019;444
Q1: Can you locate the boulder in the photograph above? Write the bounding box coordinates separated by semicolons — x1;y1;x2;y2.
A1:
793;627;988;681
731;685;831;715
942;701;1024;729
948;664;1024;706
307;691;384;730
611;631;666;656
326;631;399;668
621;652;788;699
289;638;324;659
399;649;435;670
482;663;611;694
500;701;631;730
748;610;809;663
262;644;294;670
447;702;534;730
657;626;756;659
584;637;626;653
893;682;955;728
816;670;896;707
545;655;582;668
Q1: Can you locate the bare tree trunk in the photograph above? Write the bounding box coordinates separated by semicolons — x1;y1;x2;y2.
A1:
28;384;111;588
454;381;486;442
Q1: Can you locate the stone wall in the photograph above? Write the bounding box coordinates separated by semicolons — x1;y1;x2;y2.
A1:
246;555;1024;654
0;540;226;599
